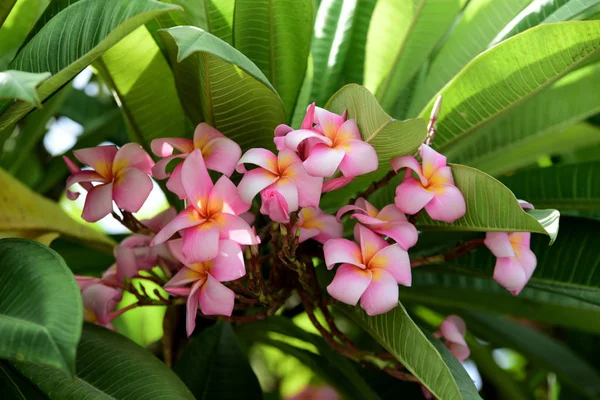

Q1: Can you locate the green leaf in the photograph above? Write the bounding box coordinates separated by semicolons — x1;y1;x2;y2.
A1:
341;0;377;85
0;167;115;252
0;239;82;377
408;0;533;117
455;63;600;175
495;0;600;44
417;21;600;154
11;323;195;399
338;303;481;400
0;71;50;107
95;26;187;150
320;84;427;210
309;0;358;105
0;362;46;399
0;0;17;27
202;0;235;43
463;311;600;399
174;322;261;400
234;0;313;116
500;161;600;213
50;237;114;277
158;26;286;151
365;0;462;112
0;0;181;132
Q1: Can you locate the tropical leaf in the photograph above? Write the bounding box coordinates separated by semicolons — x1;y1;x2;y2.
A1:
174;322;262;400
455;63;600;175
0;167;115;251
364;0;463;112
320;84;427;210
95;26;187;150
158;26;286;151
408;0;533;116
341;0;377;85
416;21;600;154
0;0;181;132
463;311;600;399
0;0;17;27
0;239;81;377
0;70;50;108
338;303;481;400
0;361;46;399
50;237;114;277
234;0;313;116
10;323;195;399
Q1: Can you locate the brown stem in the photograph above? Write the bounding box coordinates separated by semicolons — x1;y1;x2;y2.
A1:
349;170;397;204
411;238;485;267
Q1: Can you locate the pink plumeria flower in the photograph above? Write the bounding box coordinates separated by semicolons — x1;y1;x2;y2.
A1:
65;144;154;222
164;239;245;336
283;107;378;178
237;148;323;223
151;149;258;263
294;207;343;244
76;275;123;328
324;225;411;316
435;315;470;362
274;103;316;156
391;144;466;223
287;385;339;400
337;198;418;251
151;123;242;199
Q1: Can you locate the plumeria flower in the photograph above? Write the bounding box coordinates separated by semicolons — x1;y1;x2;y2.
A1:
435;315;470;362
65;144;154;222
237;148;323;223
76;275;123;328
391;144;466;223
151;123;242;199
294;207;343;244
164;239;245;336
283;106;377;178
337;198;418;250
274;102;316;156
324;225;411;315
287;385;339;400
151;149;258;263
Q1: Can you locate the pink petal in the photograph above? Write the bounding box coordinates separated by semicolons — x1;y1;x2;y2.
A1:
420;144;446;179
63;155;81;174
356;198;378;216
359;268;399;316
165;264;203;287
312;217;343;244
314;107;345;137
377;204;408;222
199;274;235;316
440;315;467;343
76;276;101;291
484;232;515;258
368;244;411;286
336;204;367;222
73;146;117;179
151;154;185;180
204;137;242;177
374;222;418;251
82;183;114;222
186;280;202;336
151;207;202;246
355;224;388;264
82;283;122;325
239;211;256;226
429;166;455;186
394;177;435;215
322;176;354;193
237;168;279;204
66;170;105;200
335;119;362;142
166;163;187;199
112;168;153;213
338;140;378;177
323;239;364;269
164;286;192;297
390;155;423;180
260;189;291;223
182;221;220;263
274;136;287;151
236;148;278;174
352;214;387;226
298;227;320;243
327;264;372;306
493;257;527;295
303;144;345;177
270;177;299;212
193;122;224;146
142;207;177;232
214;213;260;245
281;159;323;208
301;103;316;130
511;231;531;248
516;245;537;282
210;239;245;282
151;138;194;157
274;124;293;138
518;199;534;210
114;245;139;279
424;184;466;223
448;341;471;363
284;129;331;152
182;149;214;211
210;175;251;215
113;143;154;175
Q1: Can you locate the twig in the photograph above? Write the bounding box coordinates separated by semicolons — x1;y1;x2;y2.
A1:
411;238;485;267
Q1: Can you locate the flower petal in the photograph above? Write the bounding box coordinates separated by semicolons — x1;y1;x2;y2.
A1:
420;144;447;179
327;264;371;306
210;239;246;282
314;107;345;137
303;144;345;177
82;183;114;222
199;274;235;316
301;102;316;130
151;138;194;157
516;245;537;282
336;204;367;222
518;199;535;210
236;148;278;174
203;137;242;177
182;149;214;211
166;163;187;200
322;176;354;193
338;140;378;177
369;244;411;286
360;268;398;316
113;143;154;175
440;315;470;362
493;257;527;295
114;246;139;279
151;154;184;180
374;222;418;251
390;155;423;179
164;264;203;287
335;119;362;142
270;177;299;212
377;204;407;222
284;129;331;151
424;184;466;223
355;224;388;264
186;280;202;336
323;239;364;269
260;189;291;223
484;232;516;258
66;170;105;199
151;206;201;246
82;283;122;325
73;145;118;179
182;221;220;263
214;213;260;245
210;175;251;215
394;177;435;215
237;168;279;204
113;168;153;213
142;207;177;232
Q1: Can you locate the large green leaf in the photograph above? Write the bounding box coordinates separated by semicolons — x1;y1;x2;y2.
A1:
364;0;462;112
10;323;195;399
159;26;286;151
500;161;600;213
95;26;187;149
174;322;262;400
0;0;17;27
416;21;600;154
369;163;559;241
338;303;481;400
341;0;377;85
234;0;313;116
0;239;81;377
463;311;600;399
408;0;533;117
0;71;50;108
0;361;46;399
0;0;181;132
320;84;427;210
455;64;600;174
